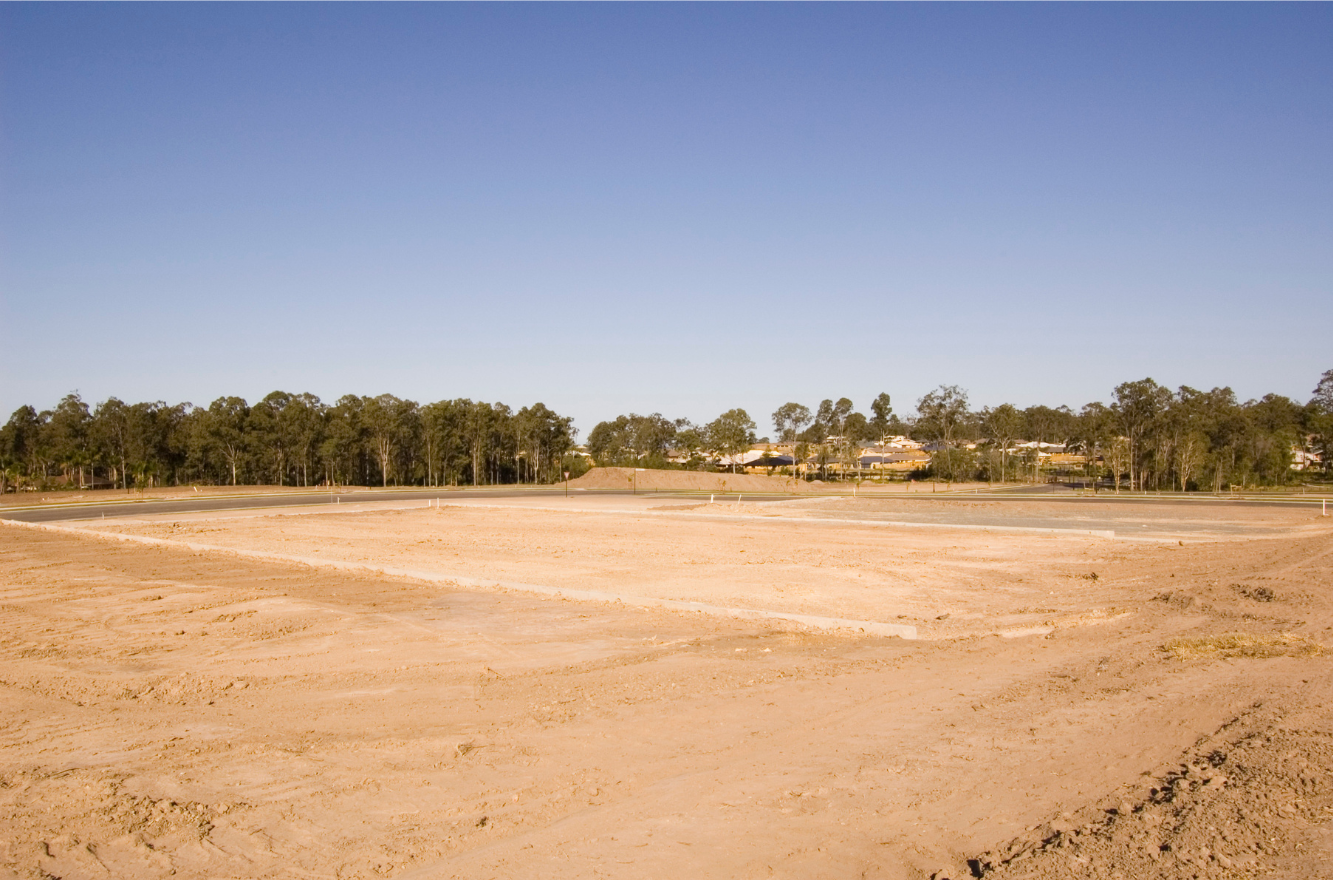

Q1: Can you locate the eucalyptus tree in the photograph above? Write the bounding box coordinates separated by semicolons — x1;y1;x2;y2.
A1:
1074;402;1114;488
361;394;415;487
395;402;424;486
1313;369;1333;413
283;393;326;487
2;405;46;488
916;386;973;484
868;393;895;444
772;403;813;443
706;409;756;473
916;385;970;450
813;398;854;439
461;400;494;485
320;395;366;486
484;402;514;485
587;416;632;465
1112;379;1170;491
195;397;249;485
840;411;869;477
587;413;677;467
93;398;132;489
248;392;295;486
515;403;574;483
421;399;463;486
672;420;708;469
1104;437;1130;492
980;403;1022;483
48;393;93;488
1196;387;1245;491
128;400;188;488
1312;369;1333;474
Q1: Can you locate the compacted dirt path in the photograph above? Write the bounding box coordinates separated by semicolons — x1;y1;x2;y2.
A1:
1;502;1330;879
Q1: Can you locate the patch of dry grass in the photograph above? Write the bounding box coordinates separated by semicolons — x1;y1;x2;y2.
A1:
1163;632;1325;661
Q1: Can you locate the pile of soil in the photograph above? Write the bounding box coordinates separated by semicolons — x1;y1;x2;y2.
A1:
971;708;1333;879
567;466;817;493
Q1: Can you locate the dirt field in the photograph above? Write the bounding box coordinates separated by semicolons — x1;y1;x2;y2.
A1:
2;497;1331;879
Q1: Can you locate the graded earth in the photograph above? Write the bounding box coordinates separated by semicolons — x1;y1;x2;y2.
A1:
2;490;1331;879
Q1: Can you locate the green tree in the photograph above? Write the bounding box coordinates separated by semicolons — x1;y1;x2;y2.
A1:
320;395;367;486
1074;402;1114;490
916;385;970;450
48;393;93;488
2;405;45;490
248;392;295;486
706;409;756;473
1112;379;1169;491
361;394;415;487
772;403;813;443
93;398;132;489
197;397;250;485
283;393;326;487
980;403;1022;483
868;393;894;444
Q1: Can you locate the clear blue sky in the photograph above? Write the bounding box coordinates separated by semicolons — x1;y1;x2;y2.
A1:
3;3;1329;437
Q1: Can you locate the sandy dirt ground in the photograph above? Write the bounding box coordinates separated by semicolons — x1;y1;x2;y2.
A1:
2;497;1332;880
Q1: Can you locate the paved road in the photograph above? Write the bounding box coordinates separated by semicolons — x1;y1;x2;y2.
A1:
0;488;790;523
1;485;1326;523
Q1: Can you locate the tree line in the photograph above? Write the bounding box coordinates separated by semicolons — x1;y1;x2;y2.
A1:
4;370;1329;494
585;370;1333;489
0;392;578;493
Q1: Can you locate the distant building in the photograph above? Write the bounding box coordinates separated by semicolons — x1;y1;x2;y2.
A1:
1291;448;1322;471
860;451;931;471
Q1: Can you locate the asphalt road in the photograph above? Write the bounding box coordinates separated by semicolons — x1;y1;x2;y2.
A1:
0;488;786;523
1;485;1326;523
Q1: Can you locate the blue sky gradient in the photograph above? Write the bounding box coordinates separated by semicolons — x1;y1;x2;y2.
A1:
3;4;1330;435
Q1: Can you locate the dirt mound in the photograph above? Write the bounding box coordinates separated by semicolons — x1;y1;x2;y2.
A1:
567;466;813;494
970;712;1333;879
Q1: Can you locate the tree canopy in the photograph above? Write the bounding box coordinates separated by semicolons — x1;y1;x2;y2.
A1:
3;370;1329;493
1;393;577;491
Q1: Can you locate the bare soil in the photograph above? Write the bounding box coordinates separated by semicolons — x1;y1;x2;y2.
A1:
2;498;1331;879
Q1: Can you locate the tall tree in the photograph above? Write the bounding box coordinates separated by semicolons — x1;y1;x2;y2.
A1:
980;403;1022;483
1075;402;1114;490
707;409;756;473
868;393;894;444
283;393;326;487
361;394;413;487
1112;379;1169;491
48;393;93;488
199;397;250;485
248;392;294;486
772;403;813;443
93;398;131;489
916;385;970;450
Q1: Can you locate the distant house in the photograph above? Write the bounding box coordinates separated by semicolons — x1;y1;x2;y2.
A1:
716;449;771;469
1012;441;1066;452
1291;448;1322;471
740;454;797;474
860;451;931;471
